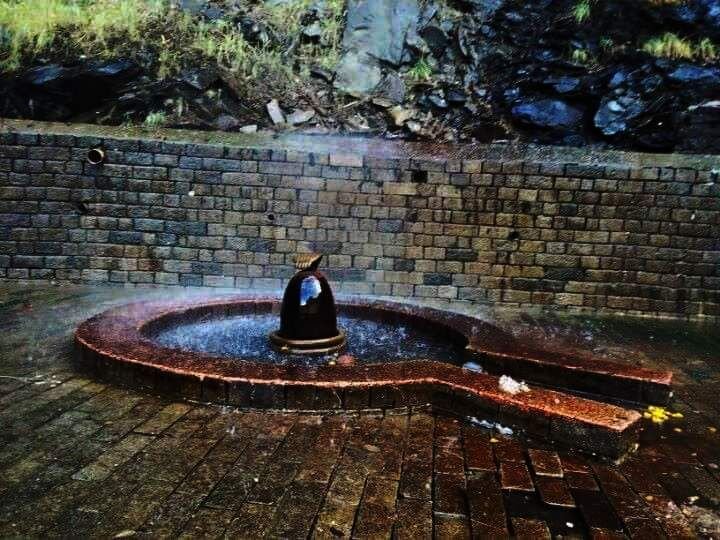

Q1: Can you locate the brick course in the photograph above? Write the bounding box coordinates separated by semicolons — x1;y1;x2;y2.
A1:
1;122;719;319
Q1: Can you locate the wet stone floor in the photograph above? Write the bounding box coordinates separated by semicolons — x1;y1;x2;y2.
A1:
1;284;720;539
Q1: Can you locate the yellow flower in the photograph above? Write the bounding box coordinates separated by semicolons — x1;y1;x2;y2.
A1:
643;406;683;425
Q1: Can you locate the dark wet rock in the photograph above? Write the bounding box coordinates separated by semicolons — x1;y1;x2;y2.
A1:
671;2;704;24
237;16;272;47
334;51;382;96
667;64;720;85
511;99;584;131
23;59;138;89
310;67;333;83
679;100;720;153
533;49;561;63
544;76;581;94
503;87;520;102
334;0;419;95
375;73;406;104
180;68;219;92
22;64;74;87
4;0;720;152
347;0;419;65
427;93;449;109
302;21;322;40
215;114;240;131
608;70;628;89
594;93;648;137
446;88;467;105
701;0;720;30
203;5;224;21
458;0;505;20
640;74;663;93
3;60;140;121
420;25;449;58
418;0;439;29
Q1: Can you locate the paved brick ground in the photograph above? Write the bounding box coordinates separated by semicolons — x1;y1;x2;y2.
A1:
1;284;720;538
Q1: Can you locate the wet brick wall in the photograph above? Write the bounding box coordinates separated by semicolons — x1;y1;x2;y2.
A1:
1;123;719;319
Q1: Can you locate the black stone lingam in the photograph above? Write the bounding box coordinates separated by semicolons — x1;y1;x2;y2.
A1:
268;253;346;355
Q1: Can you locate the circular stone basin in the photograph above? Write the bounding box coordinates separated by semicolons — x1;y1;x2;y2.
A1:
74;295;659;457
148;312;468;365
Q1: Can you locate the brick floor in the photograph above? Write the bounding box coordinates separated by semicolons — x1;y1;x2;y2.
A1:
1;284;719;538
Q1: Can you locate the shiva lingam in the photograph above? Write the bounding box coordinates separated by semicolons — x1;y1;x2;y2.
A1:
268;253;347;355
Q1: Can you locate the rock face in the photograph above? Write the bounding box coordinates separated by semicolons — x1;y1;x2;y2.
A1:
3;0;720;152
5;60;140;120
334;0;419;96
0;58;251;129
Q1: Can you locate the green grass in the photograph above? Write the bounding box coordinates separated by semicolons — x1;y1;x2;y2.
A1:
0;0;165;71
407;57;433;81
570;48;590;64
0;0;346;96
572;0;591;23
143;110;167;128
642;33;717;61
697;38;718;62
642;33;694;59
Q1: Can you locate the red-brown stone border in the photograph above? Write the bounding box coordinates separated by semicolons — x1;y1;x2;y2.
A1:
73;295;672;457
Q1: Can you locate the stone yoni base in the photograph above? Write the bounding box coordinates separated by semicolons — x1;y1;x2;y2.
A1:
73;295;675;458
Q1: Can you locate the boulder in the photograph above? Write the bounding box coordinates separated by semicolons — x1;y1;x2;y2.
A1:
420;25;449;58
667;64;720;85
511;99;584;130
594;93;648;137
11;60;140;120
334;0;419;95
175;0;205;15
679;100;720;152
286;109;316;125
701;0;720;30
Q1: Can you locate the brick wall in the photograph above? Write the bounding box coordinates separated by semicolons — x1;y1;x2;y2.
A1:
1;122;719;319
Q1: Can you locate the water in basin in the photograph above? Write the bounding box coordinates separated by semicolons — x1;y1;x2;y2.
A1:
150;313;467;365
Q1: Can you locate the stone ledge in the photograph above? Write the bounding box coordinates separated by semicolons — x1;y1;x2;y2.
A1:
3;118;720;172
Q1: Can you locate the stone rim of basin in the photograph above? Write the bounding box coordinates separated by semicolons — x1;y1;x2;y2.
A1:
133;294;671;405
73;295;671;458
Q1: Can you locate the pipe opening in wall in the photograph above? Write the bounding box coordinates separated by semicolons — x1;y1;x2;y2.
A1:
411;170;428;183
267;214;275;221
507;230;520;241
87;148;105;165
